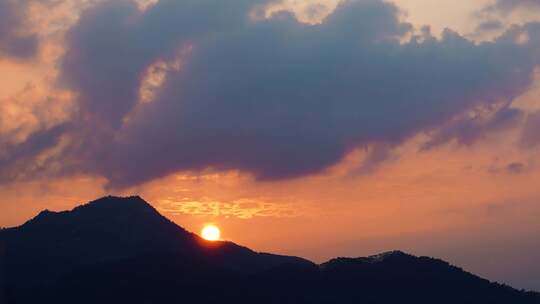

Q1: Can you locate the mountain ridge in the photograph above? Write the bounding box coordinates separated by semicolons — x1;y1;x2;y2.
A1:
1;196;538;304
0;196;313;286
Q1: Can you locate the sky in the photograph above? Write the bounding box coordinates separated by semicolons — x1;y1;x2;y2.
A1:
1;0;540;291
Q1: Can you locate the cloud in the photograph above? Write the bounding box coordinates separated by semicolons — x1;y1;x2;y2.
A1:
52;0;540;188
475;19;505;33
521;110;540;147
0;0;39;59
484;0;540;15
0;124;68;183
422;106;524;150
506;162;528;174
2;0;540;188
488;161;531;175
60;0;267;127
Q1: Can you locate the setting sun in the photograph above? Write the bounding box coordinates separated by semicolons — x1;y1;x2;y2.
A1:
201;224;221;241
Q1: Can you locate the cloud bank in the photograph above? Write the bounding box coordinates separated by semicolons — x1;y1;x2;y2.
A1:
2;0;540;188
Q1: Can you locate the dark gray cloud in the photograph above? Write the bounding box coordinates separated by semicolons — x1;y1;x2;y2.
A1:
521;111;540;147
0;0;39;59
349;144;396;176
422;106;524;150
475;20;505;33
484;0;540;15
0;124;68;183
488;160;531;175
53;0;540;188
61;0;267;127
506;162;527;174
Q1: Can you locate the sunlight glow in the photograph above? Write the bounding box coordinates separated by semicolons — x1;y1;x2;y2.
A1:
201;224;221;241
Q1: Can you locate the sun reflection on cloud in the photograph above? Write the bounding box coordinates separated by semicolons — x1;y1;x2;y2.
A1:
261;0;340;24
0;84;74;146
157;197;306;219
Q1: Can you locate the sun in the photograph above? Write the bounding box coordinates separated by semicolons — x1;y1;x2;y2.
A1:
201;224;221;241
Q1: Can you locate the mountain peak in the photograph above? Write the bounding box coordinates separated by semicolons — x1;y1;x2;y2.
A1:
35;209;57;217
19;195;159;230
84;195;150;209
76;195;151;210
320;250;420;271
366;250;411;262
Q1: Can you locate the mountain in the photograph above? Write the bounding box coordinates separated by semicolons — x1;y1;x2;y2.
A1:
0;196;310;287
0;196;538;304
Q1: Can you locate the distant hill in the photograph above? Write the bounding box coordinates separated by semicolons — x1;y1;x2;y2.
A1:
1;196;538;303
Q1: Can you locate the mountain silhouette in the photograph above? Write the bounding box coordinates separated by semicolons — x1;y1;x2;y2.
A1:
1;196;538;303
